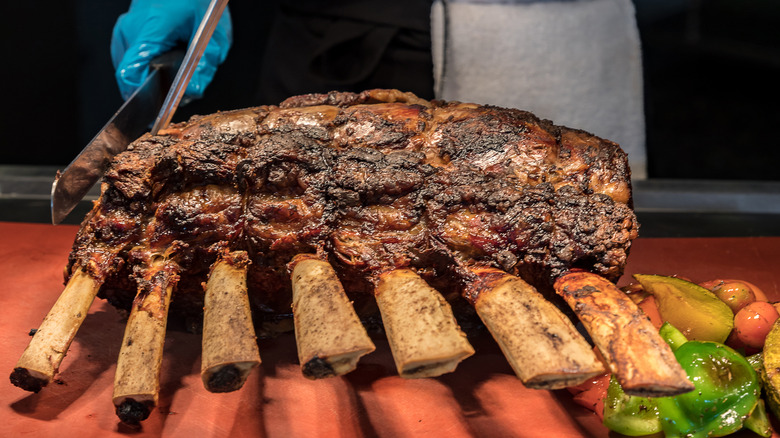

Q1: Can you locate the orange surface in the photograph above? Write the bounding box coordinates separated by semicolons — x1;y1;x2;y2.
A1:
1;221;779;437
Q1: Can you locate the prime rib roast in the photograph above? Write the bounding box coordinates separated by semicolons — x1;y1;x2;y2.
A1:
11;89;692;425
79;88;633;326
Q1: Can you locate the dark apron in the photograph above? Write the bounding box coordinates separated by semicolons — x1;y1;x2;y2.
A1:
257;0;434;104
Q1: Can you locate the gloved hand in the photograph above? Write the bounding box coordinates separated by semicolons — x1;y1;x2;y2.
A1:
111;0;233;101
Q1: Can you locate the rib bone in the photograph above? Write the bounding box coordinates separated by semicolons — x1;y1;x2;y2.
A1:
468;267;605;389
375;269;475;378
10;267;101;392
112;254;179;425
201;251;261;392
290;255;376;378
554;271;693;397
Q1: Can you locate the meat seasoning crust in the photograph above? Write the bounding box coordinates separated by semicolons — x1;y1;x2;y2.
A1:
69;88;637;326
14;89;681;427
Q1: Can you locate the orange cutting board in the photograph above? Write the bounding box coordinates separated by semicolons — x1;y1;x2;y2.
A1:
1;222;778;437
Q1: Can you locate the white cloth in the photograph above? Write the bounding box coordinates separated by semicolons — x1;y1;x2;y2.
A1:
431;0;647;179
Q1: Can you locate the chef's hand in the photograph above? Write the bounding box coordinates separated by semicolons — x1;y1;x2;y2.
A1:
111;0;232;101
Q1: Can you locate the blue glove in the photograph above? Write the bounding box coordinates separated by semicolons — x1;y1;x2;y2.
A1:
111;0;233;101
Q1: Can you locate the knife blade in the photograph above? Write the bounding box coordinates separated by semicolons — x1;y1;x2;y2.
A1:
50;53;181;225
51;0;229;224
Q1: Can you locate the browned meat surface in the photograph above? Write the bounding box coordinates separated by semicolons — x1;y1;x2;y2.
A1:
67;89;638;329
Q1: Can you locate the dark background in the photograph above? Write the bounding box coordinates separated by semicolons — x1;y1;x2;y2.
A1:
1;0;778;181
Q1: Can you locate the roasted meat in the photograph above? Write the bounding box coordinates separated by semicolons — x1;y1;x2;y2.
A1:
13;89;693;425
69;89;636;324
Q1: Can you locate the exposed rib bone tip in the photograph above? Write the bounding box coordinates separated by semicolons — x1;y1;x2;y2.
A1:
376;269;475;379
291;257;376;379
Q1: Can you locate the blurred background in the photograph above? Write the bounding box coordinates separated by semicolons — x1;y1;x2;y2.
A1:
1;0;778;234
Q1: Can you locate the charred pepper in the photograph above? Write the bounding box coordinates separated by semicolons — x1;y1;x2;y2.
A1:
603;323;770;437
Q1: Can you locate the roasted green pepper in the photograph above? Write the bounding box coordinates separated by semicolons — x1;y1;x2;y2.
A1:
603;323;770;437
603;375;662;436
655;340;762;437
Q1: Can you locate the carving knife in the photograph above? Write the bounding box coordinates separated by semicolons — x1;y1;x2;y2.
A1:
51;0;230;224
